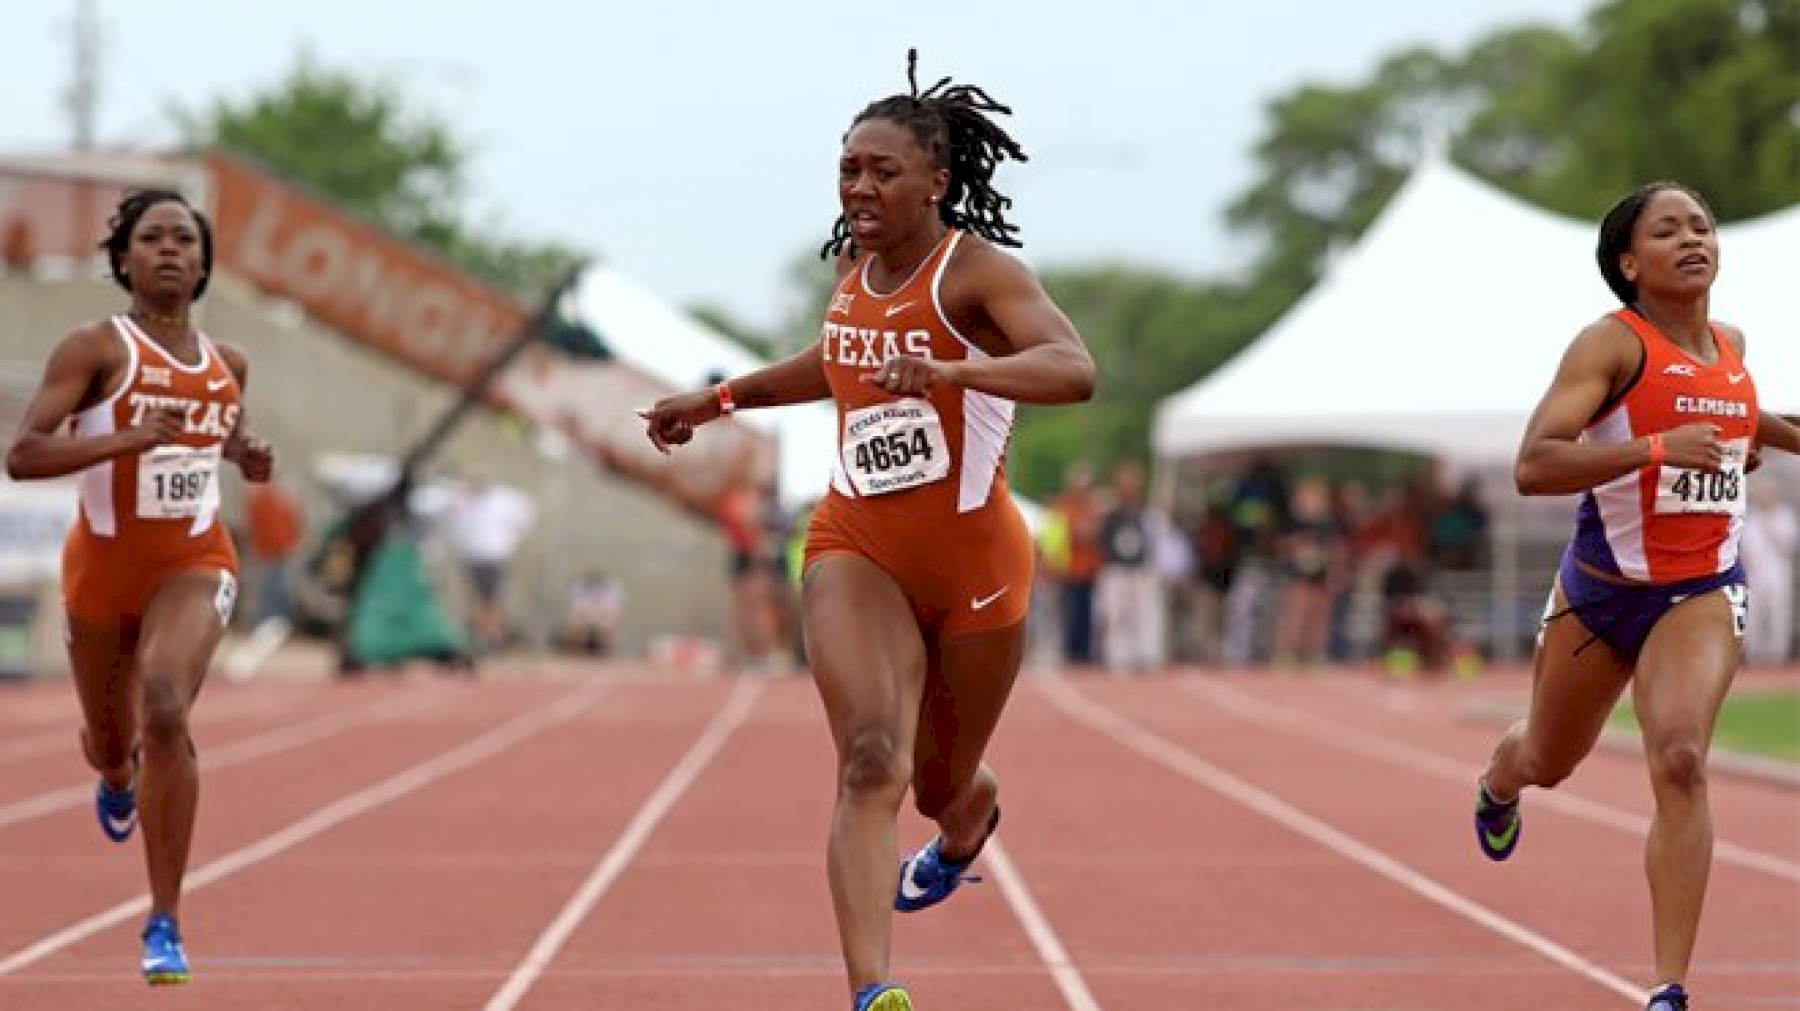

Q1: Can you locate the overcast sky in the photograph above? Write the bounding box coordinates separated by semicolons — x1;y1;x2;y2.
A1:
2;0;1596;326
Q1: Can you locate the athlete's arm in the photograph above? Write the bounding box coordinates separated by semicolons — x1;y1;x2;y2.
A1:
1716;324;1800;457
1754;412;1800;456
929;245;1094;404
638;340;831;454
725;341;833;411
5;324;179;480
216;342;274;482
1515;318;1725;495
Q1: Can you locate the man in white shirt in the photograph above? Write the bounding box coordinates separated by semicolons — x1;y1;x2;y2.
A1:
442;470;537;652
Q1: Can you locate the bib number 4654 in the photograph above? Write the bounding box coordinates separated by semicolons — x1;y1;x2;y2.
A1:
854;429;934;475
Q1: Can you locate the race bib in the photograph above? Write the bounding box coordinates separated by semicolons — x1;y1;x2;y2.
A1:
137;445;220;520
842;399;951;497
1654;436;1748;516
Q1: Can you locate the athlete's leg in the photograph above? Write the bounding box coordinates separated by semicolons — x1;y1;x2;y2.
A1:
803;554;928;996
911;620;1026;861
1632;588;1741;991
134;570;233;920
68;616;142;790
1482;578;1634;801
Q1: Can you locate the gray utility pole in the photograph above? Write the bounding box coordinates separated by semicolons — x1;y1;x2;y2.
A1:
64;0;102;150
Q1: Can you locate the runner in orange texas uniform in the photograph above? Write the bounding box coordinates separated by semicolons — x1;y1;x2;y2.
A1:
6;189;274;986
638;50;1096;1011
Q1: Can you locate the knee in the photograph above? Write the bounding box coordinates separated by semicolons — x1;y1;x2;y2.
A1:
1646;737;1707;793
838;729;910;801
140;680;191;750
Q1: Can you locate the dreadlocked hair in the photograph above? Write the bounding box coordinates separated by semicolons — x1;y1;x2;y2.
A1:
99;188;214;300
820;48;1028;260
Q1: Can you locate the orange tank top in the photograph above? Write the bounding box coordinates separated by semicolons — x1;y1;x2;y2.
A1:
818;230;1015;518
70;315;241;547
1572;309;1757;582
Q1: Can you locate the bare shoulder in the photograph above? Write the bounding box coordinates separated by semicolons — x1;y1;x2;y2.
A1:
55;319;126;368
1713;320;1747;358
1568;312;1639;359
942;233;1039;303
213;340;252;378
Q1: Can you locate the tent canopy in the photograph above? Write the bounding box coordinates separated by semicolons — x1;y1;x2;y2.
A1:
1154;157;1800;463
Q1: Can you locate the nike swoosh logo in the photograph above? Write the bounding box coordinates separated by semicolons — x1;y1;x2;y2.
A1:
971;586;1009;610
206;377;230;391
898;862;931;902
884;301;916;318
1728;372;1746;383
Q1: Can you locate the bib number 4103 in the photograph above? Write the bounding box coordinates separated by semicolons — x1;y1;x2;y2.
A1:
1654;436;1748;516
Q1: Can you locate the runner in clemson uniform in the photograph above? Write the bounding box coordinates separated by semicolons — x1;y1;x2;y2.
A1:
5;189;274;987
638;51;1096;1011
1473;181;1800;1011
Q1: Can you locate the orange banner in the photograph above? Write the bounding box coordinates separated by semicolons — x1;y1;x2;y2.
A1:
204;152;774;517
207;153;526;386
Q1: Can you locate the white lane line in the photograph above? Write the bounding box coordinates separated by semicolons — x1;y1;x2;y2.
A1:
482;678;763;1011
0;689;294;766
1178;677;1800;883
0;689;452;831
0;683;611;977
1037;677;1645;1006
985;838;1106;1011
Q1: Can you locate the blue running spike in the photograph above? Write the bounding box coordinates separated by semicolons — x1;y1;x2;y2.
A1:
140;914;189;985
895;805;1000;913
96;777;137;843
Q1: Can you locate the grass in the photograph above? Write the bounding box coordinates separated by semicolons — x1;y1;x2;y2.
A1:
1612;689;1800;763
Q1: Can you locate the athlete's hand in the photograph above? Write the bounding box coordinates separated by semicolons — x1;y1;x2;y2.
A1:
1746;442;1764;474
863;355;950;397
228;432;275;483
1661;422;1727;472
637;389;722;455
127;407;185;451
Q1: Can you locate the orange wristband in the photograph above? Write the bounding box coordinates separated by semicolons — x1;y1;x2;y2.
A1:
715;382;737;416
1646;433;1665;467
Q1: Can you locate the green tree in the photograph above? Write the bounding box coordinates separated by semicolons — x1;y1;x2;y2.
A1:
175;56;586;302
1231;0;1800;298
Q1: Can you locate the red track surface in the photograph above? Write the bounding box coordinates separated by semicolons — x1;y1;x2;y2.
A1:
0;665;1793;1010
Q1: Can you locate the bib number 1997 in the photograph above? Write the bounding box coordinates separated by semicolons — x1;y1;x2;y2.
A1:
137;445;220;520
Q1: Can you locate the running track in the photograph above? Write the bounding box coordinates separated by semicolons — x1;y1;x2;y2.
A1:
0;666;1793;1010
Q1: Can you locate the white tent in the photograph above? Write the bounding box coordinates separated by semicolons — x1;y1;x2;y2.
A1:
1154;157;1800;463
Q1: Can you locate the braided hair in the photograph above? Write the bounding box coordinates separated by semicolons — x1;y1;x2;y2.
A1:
820;48;1028;260
100;189;214;300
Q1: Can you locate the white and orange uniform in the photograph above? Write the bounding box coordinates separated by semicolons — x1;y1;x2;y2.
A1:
1571;308;1758;581
804;230;1034;635
61;315;240;624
